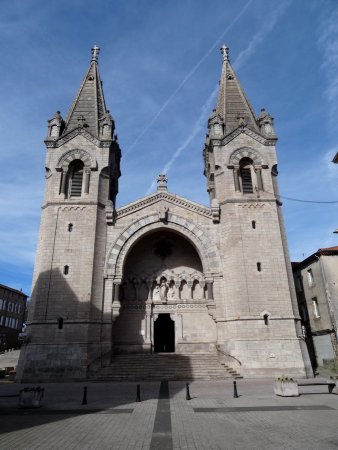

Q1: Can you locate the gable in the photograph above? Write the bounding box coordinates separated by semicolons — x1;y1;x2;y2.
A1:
116;191;212;220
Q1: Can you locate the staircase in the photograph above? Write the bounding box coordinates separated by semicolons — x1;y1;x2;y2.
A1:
90;353;242;381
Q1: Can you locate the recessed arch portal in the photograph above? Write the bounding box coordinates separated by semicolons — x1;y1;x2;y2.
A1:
111;225;216;354
106;213;221;280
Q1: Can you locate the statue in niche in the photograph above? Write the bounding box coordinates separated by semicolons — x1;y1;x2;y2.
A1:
159;204;169;222
160;279;168;302
152;284;160;301
167;280;176;300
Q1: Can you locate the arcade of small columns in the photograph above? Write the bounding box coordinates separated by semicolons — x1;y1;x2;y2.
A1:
115;272;215;304
108;273;215;348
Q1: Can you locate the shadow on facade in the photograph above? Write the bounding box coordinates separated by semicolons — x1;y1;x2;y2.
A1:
7;267;193;433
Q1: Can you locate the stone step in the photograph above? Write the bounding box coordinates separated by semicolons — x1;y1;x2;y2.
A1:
90;353;241;381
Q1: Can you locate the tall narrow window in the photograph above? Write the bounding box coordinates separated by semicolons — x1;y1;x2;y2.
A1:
58;317;64;330
239;158;253;193
67;160;84;198
307;269;314;287
312;297;320;318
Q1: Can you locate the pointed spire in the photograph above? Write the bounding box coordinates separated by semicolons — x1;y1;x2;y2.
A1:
214;45;259;135
63;46;112;139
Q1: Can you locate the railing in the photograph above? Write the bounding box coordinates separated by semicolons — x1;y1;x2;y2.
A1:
216;344;242;366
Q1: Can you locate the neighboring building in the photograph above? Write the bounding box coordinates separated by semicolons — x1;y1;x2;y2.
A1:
293;247;338;369
0;284;27;350
17;46;311;382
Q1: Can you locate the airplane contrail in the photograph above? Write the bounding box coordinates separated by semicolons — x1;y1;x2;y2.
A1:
124;0;253;156
145;0;292;195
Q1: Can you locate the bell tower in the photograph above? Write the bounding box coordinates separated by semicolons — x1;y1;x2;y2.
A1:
204;46;311;376
17;47;121;381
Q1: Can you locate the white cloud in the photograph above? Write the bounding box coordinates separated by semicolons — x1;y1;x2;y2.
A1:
126;0;254;156
318;5;338;124
148;0;292;195
234;0;292;70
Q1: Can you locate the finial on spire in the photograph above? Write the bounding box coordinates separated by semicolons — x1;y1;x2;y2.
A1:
91;45;100;62
220;45;229;62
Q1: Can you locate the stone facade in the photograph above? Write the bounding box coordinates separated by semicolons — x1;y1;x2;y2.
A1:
17;46;311;381
293;247;338;369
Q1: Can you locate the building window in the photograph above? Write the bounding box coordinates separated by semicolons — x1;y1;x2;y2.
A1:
63;265;69;275
312;297;320;318
307;269;314;287
58;317;64;330
240;158;254;193
67;160;84;198
68;223;73;232
257;262;262;272
252;221;256;229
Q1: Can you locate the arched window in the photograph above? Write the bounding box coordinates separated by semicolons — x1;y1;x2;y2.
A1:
67;160;84;198
239;158;254;193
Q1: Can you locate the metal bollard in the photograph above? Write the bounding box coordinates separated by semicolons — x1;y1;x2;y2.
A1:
136;384;141;402
82;386;88;405
186;383;191;401
233;380;239;398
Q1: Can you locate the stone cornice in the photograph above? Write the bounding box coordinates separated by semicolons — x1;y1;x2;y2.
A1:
45;126;111;148
41;200;106;209
210;126;277;147
219;198;276;206
116;192;212;219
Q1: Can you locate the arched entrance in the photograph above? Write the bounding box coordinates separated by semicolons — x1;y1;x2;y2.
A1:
154;314;175;353
112;228;216;354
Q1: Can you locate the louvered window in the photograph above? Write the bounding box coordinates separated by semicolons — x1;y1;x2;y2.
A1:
239;157;254;194
241;168;253;193
67;160;84;198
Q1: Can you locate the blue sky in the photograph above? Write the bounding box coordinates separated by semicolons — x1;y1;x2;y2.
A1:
1;0;337;295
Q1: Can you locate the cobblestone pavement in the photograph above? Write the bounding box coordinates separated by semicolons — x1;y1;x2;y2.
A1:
0;379;338;449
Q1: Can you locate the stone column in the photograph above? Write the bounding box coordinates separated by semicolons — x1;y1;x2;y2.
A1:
206;282;214;302
256;168;263;191
187;281;193;300
176;314;183;342
84;168;91;194
103;278;114;314
200;281;206;300
112;282;121;321
60;169;67;196
145;307;152;344
233;168;240;191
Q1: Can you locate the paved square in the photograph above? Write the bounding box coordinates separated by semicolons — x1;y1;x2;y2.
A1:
0;379;338;449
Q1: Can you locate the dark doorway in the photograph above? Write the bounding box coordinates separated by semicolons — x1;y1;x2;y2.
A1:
154;314;175;353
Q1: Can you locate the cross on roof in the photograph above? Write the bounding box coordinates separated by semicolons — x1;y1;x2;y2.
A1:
220;45;229;62
91;45;100;62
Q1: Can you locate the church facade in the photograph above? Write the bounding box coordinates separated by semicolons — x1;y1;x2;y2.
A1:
17;46;311;381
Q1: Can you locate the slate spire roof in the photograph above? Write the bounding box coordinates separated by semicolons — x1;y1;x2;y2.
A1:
63;45;108;138
215;45;260;134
